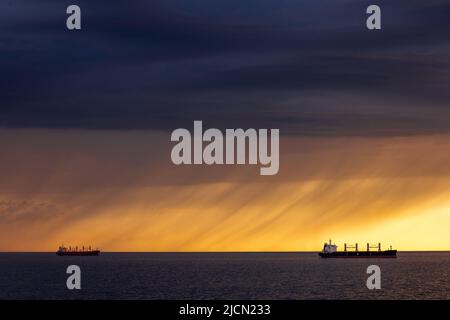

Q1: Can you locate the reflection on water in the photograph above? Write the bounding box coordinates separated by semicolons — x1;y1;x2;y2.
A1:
0;252;449;299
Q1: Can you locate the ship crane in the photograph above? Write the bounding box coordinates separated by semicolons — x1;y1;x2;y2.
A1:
366;243;382;252
344;243;358;252
343;243;382;252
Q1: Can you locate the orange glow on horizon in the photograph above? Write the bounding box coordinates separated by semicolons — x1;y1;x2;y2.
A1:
1;129;450;252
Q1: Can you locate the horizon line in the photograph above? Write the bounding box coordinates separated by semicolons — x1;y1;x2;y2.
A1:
1;250;450;253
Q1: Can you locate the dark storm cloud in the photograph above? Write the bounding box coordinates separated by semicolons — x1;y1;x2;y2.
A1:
0;0;449;135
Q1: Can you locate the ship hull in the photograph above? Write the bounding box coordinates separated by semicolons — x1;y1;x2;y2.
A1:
319;250;397;258
56;250;100;256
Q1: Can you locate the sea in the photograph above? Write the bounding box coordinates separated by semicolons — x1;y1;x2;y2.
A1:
0;252;449;299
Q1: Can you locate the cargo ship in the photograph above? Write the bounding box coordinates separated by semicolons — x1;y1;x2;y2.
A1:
56;245;100;256
319;240;397;258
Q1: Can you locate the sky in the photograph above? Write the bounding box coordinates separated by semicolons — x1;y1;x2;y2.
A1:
0;0;450;251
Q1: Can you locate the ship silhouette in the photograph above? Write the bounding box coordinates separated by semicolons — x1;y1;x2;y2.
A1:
319;240;397;258
56;245;100;256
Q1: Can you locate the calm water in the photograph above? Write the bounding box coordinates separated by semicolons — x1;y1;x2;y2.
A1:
0;252;449;299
